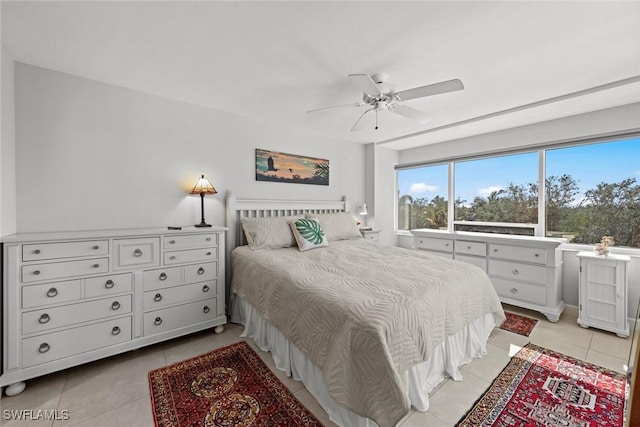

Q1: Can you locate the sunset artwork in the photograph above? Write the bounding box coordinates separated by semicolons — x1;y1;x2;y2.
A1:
255;149;329;186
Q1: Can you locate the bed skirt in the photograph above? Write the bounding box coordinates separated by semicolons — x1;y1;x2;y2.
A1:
229;293;497;427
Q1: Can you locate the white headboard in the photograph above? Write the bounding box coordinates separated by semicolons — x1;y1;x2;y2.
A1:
225;192;348;249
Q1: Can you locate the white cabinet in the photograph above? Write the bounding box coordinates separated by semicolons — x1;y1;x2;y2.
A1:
1;227;227;396
412;230;565;322
577;251;631;337
359;229;381;243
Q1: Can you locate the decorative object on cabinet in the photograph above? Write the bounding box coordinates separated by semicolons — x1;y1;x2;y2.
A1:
190;175;217;228
255;149;329;186
1;227;226;396
576;251;631;337
360;228;380;243
412;229;566;322
594;235;615;256
359;203;368;227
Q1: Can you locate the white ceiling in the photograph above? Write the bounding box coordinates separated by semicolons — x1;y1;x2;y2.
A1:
2;1;640;150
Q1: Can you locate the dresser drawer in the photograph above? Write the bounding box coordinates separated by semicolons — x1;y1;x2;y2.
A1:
143;266;182;291
22;317;132;368
85;273;133;298
163;233;218;250
492;277;546;306
21;258;109;283
455;241;487;257
489;244;548;264
144;280;216;310
22;240;108;262
185;262;217;283
455;254;487;272
488;260;547;285
415;237;453;253
22;295;132;334
144;298;218;336
164;248;217;265
113;238;160;269
22;280;82;309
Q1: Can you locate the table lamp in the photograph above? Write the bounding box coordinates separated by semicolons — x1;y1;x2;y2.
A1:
190;175;217;228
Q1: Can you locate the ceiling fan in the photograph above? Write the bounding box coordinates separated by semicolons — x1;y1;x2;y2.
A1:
307;73;464;131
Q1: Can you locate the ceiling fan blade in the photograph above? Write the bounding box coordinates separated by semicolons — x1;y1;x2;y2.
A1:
348;74;383;96
394;78;464;101
306;102;365;113
392;105;432;124
350;108;375;132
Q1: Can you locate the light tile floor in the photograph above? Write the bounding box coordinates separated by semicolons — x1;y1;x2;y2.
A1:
0;304;633;427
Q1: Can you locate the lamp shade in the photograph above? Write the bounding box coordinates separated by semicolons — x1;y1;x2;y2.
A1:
190;175;217;195
359;203;368;216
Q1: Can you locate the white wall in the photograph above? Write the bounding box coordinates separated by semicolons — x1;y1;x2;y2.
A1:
364;143;399;246
1;45;16;237
13;63;364;233
394;103;640;318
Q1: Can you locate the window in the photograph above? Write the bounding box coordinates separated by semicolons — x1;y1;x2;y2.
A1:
546;138;640;247
397;164;448;231
396;135;640;248
454;152;538;235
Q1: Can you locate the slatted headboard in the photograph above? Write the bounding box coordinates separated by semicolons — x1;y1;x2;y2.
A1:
224;192;348;308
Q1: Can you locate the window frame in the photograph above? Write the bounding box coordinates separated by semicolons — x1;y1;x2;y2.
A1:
395;131;640;253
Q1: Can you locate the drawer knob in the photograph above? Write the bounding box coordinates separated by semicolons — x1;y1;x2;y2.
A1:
159;272;167;281
46;288;58;298
169;240;176;244
420;240;423;244
105;279;115;289
38;313;50;324
34;249;41;254
203;306;210;314
111;326;121;335
92;264;100;268
534;253;540;257
133;248;143;257
33;270;41;275
467;246;471;249
445;243;450;247
38;343;50;353
511;288;518;294
206;252;212;256
512;269;519;275
206;237;212;241
154;293;163;302
154;317;163;325
170;256;176;260
111;301;121;310
494;249;498;252
197;267;205;275
92;245;99;250
202;285;210;292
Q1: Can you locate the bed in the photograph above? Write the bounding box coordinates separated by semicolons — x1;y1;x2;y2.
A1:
226;194;505;427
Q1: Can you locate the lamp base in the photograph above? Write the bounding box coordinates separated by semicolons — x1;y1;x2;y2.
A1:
194;222;212;228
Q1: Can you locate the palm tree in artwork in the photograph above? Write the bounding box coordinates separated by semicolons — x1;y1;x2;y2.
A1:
313;162;329;179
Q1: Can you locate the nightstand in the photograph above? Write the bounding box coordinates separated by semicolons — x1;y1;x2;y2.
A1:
576;251;631;337
360;229;380;242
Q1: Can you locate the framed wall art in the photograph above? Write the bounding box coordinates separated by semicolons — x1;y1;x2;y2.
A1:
255;149;329;186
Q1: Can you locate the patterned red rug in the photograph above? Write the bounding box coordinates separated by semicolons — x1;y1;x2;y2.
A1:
499;311;539;337
148;341;323;427
456;343;628;426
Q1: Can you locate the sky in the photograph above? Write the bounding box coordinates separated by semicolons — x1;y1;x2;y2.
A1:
398;137;640;204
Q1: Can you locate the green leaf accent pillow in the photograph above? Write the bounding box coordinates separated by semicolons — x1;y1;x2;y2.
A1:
290;218;329;251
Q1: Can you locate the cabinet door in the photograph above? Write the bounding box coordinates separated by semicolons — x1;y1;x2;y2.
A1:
581;259;626;329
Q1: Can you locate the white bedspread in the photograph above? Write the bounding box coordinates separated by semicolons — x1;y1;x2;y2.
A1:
231;239;505;427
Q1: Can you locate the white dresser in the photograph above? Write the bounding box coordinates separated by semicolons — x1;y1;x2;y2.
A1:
1;227;226;396
412;230;565;322
576;251;631;337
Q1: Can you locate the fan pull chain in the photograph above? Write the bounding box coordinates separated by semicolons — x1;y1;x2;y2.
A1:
375;109;378;130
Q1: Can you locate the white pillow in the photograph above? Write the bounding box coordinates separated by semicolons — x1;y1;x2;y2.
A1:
290;218;329;251
241;215;303;250
305;212;362;241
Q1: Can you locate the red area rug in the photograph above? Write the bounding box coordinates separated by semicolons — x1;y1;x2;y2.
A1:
499;311;539;337
148;341;323;427
456;343;628;426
